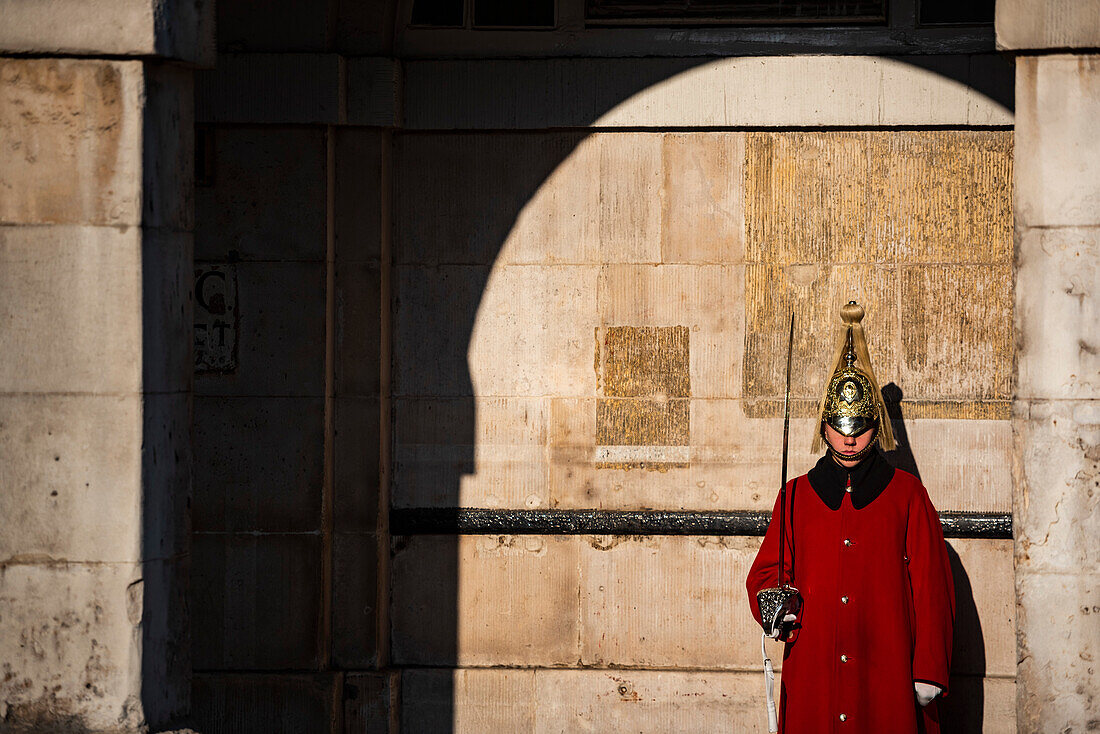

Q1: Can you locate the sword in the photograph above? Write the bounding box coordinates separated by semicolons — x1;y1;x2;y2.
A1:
756;313;803;639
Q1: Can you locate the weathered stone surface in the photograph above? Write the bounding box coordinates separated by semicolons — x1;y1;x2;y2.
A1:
345;58;401;127
0;0;213;64
215;0;333;52
393;397;548;509
600;264;743;399
194;262;326;397
345;672;398;734
192;396;324;533
336;262;382;397
191;533;323;670
191;673;340;734
195;127;327;262
0;561;146;730
331;532;380;668
0;394;142;562
1015;227;1099;400
660;133;745;264
898;265;1014;401
334;397;381;532
996;0;1100;51
0;226;191;396
391;535;1013;673
195;54;344;125
335;128;386;263
396;133;659;266
1015;401;1100;575
391;534;581;666
1014;55;1100;228
404;56;1014;129
401;667;1014;733
0;59;143;226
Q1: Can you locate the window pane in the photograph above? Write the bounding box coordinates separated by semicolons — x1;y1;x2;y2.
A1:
474;0;555;26
411;0;464;26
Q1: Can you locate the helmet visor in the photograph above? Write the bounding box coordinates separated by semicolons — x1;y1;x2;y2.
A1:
827;414;874;438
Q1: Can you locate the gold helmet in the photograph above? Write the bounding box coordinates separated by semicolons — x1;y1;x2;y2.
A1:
811;301;896;454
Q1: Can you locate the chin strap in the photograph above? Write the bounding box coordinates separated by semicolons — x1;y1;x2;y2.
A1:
762;632;778;733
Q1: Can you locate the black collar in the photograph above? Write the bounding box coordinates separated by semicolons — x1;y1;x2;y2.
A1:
806;450;895;511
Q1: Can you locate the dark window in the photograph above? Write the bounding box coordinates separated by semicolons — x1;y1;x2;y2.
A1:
918;0;994;25
475;0;555;26
411;0;464;26
586;0;886;23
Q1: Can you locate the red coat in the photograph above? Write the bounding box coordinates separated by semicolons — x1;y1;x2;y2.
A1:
746;452;955;734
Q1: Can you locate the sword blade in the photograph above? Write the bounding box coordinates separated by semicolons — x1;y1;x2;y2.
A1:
778;313;794;588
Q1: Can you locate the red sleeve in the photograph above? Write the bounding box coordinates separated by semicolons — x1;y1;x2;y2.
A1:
746;480;797;630
906;482;956;694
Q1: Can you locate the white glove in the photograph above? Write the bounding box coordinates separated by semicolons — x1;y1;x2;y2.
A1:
914;682;941;707
782;614;797;624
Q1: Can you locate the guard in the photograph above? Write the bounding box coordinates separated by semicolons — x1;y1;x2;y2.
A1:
746;301;956;733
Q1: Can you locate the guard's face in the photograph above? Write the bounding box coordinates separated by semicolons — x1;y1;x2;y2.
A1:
822;421;876;462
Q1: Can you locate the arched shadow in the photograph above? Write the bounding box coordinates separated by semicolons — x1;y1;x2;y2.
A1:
883;383;985;732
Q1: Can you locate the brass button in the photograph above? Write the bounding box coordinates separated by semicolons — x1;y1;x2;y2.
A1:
841;595;849;604
840;714;847;722
841;654;848;662
844;539;852;546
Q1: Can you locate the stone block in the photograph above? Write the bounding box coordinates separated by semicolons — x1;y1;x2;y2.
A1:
195;127;327;261
579;534;763;669
192;396;323;533
331;532;380;669
194;262;326;397
889;418;1014;514
743;263;898;405
345;672;399;734
898;265;1013;401
1015;55;1100;228
392;264;488;396
391;534;581;666
404;56;1013;129
948;539;1016;678
142;393;192;561
0;394;142;563
0;561;145;731
395;133;660;266
1014;570;1100;733
191;533;323;670
1016;227;1099;400
144;63;195;231
0;59;143;226
336;262;382;397
0;0;213;65
0;226;141;394
599;264;743;399
395;265;598;398
402;668;536;733
335;128;386;263
191;673;340;734
744;131;1012;266
345;58;402;127
196;53;344;124
393;397;547;509
334;397;381;532
1014;400;1100;573
661;133;745;264
996;0;1100;51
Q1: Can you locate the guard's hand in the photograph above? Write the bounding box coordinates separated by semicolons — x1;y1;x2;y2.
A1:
914;682;941;707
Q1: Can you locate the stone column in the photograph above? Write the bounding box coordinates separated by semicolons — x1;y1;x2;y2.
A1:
0;3;210;731
996;1;1100;731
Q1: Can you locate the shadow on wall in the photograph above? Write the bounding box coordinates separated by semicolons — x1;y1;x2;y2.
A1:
188;53;1010;733
885;383;986;733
